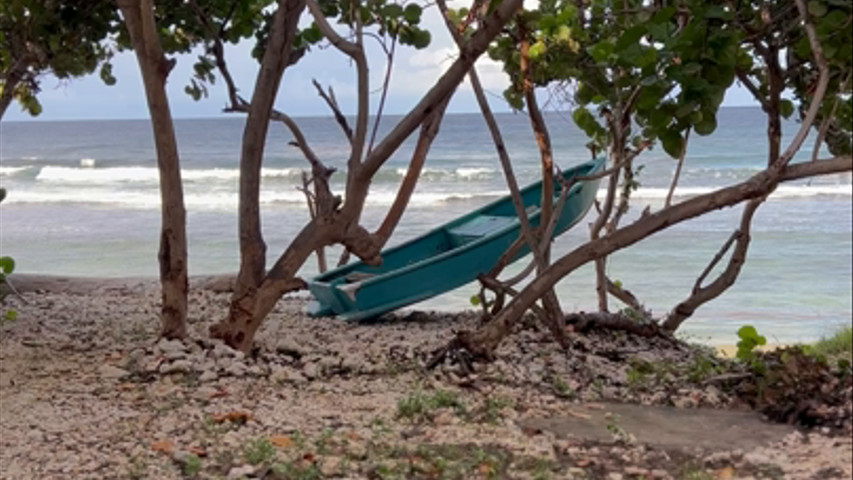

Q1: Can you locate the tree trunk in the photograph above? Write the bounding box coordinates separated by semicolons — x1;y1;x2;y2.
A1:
117;0;188;338
211;0;305;348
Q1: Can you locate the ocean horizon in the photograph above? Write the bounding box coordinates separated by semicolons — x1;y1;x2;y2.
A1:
1;107;851;345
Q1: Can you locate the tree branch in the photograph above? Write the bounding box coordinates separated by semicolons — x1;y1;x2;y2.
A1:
661;198;763;331
665;127;690;208
359;0;524;180
312;79;353;142
449;155;851;358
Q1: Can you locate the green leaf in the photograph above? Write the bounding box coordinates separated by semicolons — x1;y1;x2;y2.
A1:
99;62;116;86
807;0;828;17
469;294;481;306
694;112;717;135
586;40;613;62
780;99;795;119
615;26;645;53
660;129;684;157
529;41;546;60
0;257;14;275
403;4;422;24
382;4;403;18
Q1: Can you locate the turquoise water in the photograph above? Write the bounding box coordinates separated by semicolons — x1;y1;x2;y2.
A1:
1;108;850;344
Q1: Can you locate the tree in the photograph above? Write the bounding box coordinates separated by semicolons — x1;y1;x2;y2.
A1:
202;0;527;351
431;0;852;361
0;0;117;120
116;0;189;339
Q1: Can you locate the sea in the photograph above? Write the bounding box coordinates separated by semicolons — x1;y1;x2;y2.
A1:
1;107;851;345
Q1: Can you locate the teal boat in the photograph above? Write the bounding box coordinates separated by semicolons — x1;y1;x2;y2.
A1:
307;157;605;321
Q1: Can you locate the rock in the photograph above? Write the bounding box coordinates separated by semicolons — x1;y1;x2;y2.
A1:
156;338;186;355
227;464;255;479
285;370;307;385
192;386;219;402
198;370;218;383
275;339;305;358
212;342;238;360
650;469;668;478
303;362;321;380
269;365;288;383
609;474;624;480
247;365;265;377
99;365;130;379
225;362;247;377
319;456;343;477
165;349;187;361
159;360;192;375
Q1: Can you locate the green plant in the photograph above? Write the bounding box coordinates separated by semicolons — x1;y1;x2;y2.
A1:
809;326;853;360
686;353;723;383
552;376;575;399
271;461;322;480
480;396;513;424
182;454;201;477
736;325;767;362
395;389;465;422
243;438;275;465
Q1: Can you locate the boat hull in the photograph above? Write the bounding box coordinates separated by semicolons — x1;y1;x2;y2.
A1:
307;157;605;321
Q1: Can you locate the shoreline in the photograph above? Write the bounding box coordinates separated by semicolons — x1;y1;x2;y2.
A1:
3;273;805;352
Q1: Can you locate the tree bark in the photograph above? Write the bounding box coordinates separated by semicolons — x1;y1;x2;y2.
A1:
212;0;306;347
117;0;188;338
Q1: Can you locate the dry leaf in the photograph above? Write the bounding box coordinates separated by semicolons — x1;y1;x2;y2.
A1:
188;446;207;457
269;435;293;448
150;440;174;453
478;463;494;476
209;388;228;399
211;411;252;424
715;467;735;480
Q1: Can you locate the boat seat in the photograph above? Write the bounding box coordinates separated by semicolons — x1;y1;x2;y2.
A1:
447;215;516;247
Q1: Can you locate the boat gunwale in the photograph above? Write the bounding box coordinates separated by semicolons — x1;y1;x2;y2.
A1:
309;157;605;294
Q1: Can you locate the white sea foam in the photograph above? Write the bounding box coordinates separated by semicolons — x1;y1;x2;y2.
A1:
79;158;97;168
606;184;853;200
0;166;31;176
2;186;508;210
456;167;494;179
34;166;303;184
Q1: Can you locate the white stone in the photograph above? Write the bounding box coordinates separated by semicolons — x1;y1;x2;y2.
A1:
227;464;255;479
159;360;192;375
198;370;219;383
99;365;129;379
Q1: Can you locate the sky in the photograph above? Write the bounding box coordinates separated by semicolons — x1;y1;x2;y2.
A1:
2;5;757;122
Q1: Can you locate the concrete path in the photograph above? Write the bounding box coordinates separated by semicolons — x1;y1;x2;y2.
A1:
520;402;795;451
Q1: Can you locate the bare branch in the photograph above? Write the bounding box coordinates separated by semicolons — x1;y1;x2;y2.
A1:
662;198;763;331
447;155;852;357
665;127;690;208
605;277;644;313
367;38;397;156
305;0;360;57
360;0;525;180
779;0;830;166
374;96;451;243
312;79;353;142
